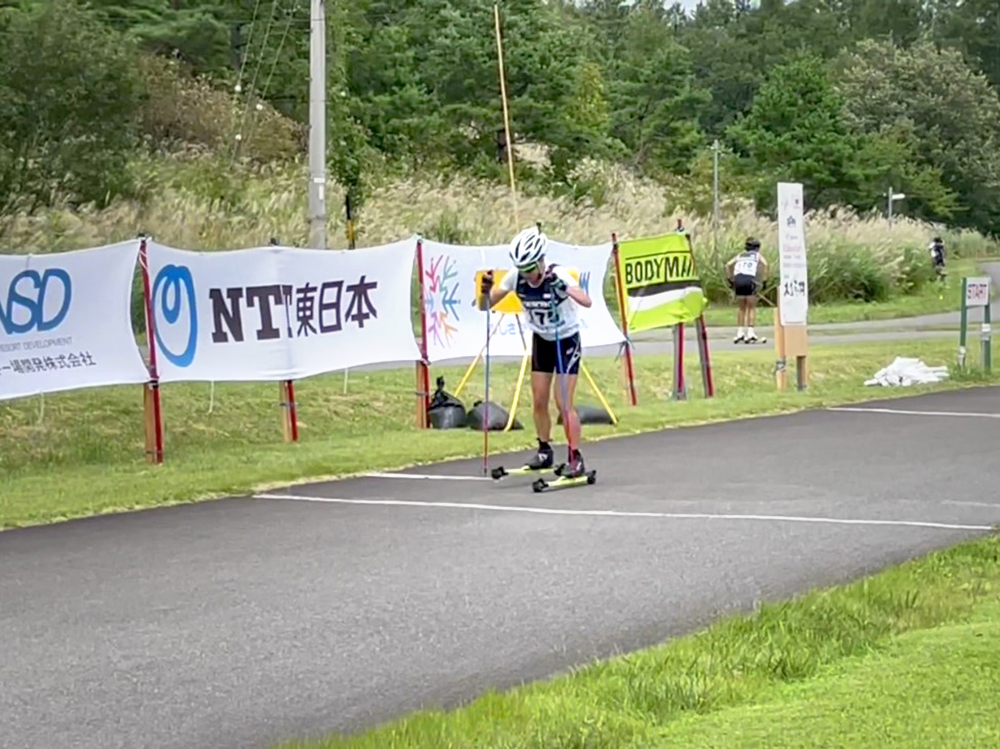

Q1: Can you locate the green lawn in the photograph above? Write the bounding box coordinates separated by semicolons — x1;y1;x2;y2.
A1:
657;601;1000;748
276;534;1000;749
700;264;969;329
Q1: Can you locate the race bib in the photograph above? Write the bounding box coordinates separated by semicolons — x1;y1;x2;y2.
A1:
734;255;759;276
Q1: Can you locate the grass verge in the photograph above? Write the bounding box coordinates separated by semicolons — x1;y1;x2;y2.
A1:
0;336;995;530
699;260;976;329
275;534;1000;749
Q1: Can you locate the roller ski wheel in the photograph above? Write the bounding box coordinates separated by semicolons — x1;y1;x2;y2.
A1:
744;336;767;345
532;469;597;493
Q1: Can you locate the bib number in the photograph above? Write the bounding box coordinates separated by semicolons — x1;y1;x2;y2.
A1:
734;257;758;276
529;306;559;329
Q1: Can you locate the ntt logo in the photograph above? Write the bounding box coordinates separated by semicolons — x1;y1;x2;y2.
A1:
152;264;198;368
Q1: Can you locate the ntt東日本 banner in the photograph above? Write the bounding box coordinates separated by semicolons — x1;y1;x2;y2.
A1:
146;239;421;382
0;240;150;401
420;238;624;364
616;232;707;332
777;182;808;326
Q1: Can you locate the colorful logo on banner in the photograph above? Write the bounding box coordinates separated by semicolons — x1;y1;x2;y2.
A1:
152;264;198;367
424;253;461;348
1;268;72;335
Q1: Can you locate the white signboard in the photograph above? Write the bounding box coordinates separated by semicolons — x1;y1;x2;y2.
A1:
0;241;150;401
777;182;808;325
146;239;421;382
965;277;990;308
420;238;625;364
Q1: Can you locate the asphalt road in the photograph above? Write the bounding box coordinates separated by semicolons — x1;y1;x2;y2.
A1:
3;388;1000;749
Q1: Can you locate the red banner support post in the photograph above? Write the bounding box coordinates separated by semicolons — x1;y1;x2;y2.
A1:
695;314;715;397
414;237;431;428
681;227;714;399
138;235;165;464
279;379;299;442
611;232;638;406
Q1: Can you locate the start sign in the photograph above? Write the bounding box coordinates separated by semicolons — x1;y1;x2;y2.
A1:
965;277;991;308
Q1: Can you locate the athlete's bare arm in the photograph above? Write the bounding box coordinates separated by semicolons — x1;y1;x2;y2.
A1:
566;282;592;308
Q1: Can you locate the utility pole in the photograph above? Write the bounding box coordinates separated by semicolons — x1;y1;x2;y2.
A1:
887;186;905;228
308;0;327;249
711;139;721;251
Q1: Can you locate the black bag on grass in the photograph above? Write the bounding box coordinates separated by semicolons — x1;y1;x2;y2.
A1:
427;377;467;430
466;400;522;431
556;403;615;425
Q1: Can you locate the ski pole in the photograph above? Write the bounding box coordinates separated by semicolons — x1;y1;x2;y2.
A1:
552;291;572;465
482;270;491;476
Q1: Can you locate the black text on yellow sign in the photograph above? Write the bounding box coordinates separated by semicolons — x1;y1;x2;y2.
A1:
623;251;697;291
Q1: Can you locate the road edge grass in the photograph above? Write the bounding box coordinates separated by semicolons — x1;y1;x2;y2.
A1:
275;534;1000;749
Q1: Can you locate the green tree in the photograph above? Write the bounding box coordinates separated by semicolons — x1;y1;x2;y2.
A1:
0;0;143;213
727;55;862;211
834;38;1000;234
608;8;708;177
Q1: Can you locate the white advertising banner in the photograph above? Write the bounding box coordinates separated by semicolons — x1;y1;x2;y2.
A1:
777;182;808;325
420;238;624;364
147;239;421;382
0;241;150;401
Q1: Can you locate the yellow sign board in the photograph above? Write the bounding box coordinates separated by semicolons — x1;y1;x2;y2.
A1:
474;267;581;314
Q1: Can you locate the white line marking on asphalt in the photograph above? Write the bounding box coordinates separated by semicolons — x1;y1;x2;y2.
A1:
827;407;1000;419
253;493;995;532
366;472;492;481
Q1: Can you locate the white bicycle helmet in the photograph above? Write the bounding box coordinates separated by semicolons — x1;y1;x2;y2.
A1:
508;226;547;269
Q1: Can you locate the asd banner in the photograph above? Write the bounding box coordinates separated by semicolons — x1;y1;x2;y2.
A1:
420;239;625;364
147;239;421;383
616;233;707;332
0;241;150;401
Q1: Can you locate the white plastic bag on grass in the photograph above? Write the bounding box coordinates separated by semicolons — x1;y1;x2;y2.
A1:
864;357;950;387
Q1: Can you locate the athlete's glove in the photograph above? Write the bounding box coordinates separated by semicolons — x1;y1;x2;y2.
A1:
547;271;569;301
479;271;494;310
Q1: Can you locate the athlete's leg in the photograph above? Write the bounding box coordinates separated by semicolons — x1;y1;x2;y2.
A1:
555;334;586;476
528;334;555;468
746;287;759;341
553;372;580;450
531;371;553;443
735;296;747;341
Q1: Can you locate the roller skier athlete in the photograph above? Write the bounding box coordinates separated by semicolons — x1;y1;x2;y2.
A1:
726;237;769;343
481;226;593;482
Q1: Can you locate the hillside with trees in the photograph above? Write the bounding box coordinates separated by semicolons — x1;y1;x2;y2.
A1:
2;0;1000;258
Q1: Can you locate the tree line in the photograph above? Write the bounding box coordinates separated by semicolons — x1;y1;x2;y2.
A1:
2;0;1000;237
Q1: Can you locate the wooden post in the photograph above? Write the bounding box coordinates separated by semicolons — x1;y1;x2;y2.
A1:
775;302;809;392
611;232;638;406
414;237;431;428
270;237;299;442
672;323;687;400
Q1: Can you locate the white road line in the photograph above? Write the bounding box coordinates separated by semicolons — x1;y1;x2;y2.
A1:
366;472;491;481
253;493;995;532
827;406;1000;419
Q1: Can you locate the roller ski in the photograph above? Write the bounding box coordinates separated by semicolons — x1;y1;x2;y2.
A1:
492;442;567;480
532;449;596;493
